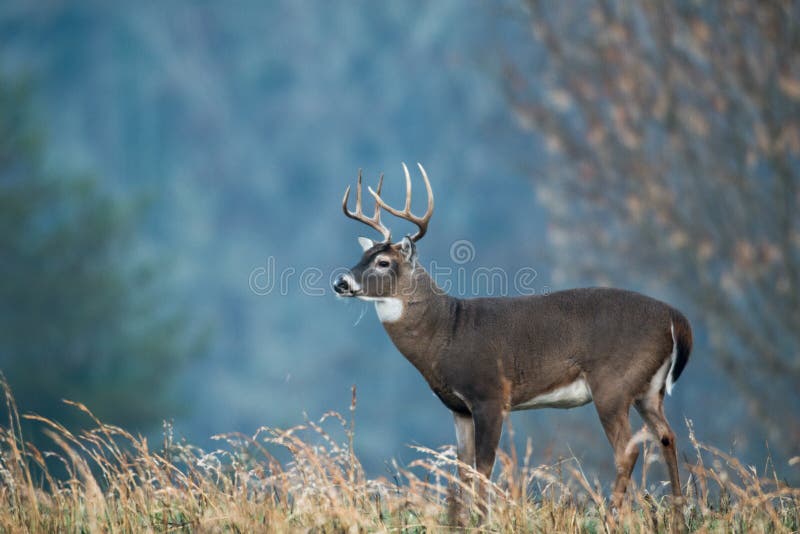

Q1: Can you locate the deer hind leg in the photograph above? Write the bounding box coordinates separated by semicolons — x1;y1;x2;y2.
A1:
635;395;684;514
592;392;639;509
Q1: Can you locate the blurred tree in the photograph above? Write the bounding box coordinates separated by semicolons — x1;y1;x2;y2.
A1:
0;77;198;430
507;1;800;449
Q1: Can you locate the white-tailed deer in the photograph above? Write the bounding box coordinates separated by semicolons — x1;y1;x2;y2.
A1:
333;163;693;516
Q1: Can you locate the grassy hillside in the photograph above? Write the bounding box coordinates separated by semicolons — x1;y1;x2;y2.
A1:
1;382;797;533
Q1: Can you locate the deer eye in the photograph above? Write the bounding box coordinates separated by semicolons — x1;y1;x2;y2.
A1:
376;259;391;268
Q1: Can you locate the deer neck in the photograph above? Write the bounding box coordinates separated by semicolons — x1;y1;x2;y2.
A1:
377;266;454;373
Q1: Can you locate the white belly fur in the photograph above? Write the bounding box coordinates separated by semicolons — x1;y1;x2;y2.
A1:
513;377;593;410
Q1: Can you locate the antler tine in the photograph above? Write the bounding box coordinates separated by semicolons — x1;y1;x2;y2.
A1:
355;168;363;215
417;162;434;220
368;162;435;242
342;169;392;242
402;162;412;211
373;173;384;220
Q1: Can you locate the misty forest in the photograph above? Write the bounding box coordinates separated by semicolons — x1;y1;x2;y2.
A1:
1;1;799;532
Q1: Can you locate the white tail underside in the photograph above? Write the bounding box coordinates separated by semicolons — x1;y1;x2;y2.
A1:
665;321;677;395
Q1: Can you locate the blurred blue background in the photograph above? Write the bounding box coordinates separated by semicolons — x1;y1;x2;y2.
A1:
2;1;798;485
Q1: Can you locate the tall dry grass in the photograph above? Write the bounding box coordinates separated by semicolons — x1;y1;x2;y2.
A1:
0;380;798;533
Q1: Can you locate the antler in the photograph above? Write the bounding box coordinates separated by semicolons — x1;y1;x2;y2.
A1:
367;162;434;242
342;169;392;243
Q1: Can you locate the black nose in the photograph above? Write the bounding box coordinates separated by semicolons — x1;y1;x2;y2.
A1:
333;275;350;294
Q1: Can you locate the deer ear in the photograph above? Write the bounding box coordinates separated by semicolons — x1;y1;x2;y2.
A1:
358;237;375;252
397;236;417;262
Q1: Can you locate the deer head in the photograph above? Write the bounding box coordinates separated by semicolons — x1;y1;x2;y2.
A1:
333;163;434;306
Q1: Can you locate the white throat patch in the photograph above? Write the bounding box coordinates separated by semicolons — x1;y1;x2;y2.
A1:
356;296;404;323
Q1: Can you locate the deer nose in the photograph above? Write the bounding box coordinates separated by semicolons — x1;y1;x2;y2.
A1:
333;275;350;294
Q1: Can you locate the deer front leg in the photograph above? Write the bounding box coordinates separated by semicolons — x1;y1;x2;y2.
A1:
450;411;476;525
471;401;504;518
453;411;475;481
